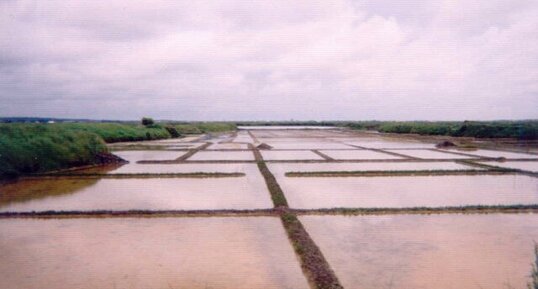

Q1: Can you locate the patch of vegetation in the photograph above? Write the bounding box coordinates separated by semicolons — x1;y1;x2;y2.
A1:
348;120;538;140
0;124;108;178
280;211;343;289
167;122;237;134
56;123;171;143
256;161;288;207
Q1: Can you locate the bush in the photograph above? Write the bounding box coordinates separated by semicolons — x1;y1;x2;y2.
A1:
141;117;154;126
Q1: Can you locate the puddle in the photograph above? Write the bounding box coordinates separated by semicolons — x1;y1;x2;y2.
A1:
278;174;538;209
386;149;474;159
301;214;538;289
319;150;404;160
112;151;184;162
0;217;309;289
442;149;538;159
188;151;254;161
0;165;271;212
480;161;538;173
268;162;479;176
261;150;324;161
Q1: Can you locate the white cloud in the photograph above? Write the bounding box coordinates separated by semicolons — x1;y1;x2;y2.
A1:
0;0;537;120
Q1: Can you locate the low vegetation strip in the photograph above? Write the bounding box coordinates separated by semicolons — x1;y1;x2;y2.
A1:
26;172;246;179
175;142;212;161
311;150;334;161
281;212;344;289
293;205;538;216
257;161;288;207
285;169;514;177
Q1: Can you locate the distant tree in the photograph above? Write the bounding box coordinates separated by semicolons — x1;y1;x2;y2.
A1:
141;117;154;126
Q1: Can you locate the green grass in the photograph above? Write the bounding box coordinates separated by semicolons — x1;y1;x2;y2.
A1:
0;124;108;178
57;123;171;143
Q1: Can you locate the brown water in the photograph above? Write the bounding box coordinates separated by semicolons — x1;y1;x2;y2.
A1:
319;150;404;160
261;150;324;160
268;162;480;176
301;214;538;289
0;217;309;289
386;149;474;159
0;174;272;212
279;174;538;209
188;151;254;161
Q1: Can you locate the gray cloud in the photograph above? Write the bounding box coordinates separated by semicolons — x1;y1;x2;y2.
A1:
1;0;537;120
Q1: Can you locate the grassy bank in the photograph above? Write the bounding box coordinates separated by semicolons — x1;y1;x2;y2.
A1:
0;124;108;178
0;122;236;179
346;120;538;140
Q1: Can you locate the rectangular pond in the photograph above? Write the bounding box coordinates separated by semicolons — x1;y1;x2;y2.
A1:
441;149;538;159
278;174;538;209
267;142;354;150
268;162;479;176
113;150;185;162
188;151;254;161
90;163;253;175
345;139;435;149
0;169;271;212
479;161;538;173
0;217;309;289
319;149;404;160
386;149;474;159
300;214;538;289
261;150;324;161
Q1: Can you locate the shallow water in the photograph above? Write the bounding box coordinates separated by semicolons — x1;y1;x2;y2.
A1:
345;140;435;149
442;149;538;159
268;162;479;176
301;214;538;289
188;151;254;161
0;217;309;289
319;149;404;160
0;166;271;211
266;142;353;150
261;150;324;160
279;174;538;209
386;149;474;159
98;163;250;174
209;143;250;149
112;150;185;162
480;161;538;172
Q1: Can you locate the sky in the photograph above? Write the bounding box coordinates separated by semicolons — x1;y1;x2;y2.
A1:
1;0;537;121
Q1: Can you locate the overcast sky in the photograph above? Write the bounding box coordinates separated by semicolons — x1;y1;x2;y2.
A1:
1;0;537;120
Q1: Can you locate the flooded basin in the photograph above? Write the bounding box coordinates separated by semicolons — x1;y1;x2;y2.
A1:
266;142;353;150
345;140;435;149
441;149;538;159
278;174;538;209
98;163;252;174
300;214;538;289
0;169;271;212
261;150;324;161
479;161;538;173
268;161;479;176
386;149;474;159
209;143;250;149
113;150;185;162
0;217;309;289
319;149;404;160
188;151;254;161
